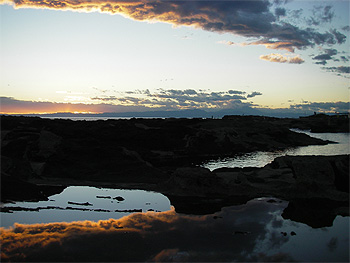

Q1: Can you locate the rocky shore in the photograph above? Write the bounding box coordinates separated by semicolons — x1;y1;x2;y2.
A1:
1;115;349;228
159;155;349;227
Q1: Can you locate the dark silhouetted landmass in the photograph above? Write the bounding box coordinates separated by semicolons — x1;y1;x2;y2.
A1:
1;115;349;228
16;108;350;121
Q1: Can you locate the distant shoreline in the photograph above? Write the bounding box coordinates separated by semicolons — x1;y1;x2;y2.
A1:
2;110;349;119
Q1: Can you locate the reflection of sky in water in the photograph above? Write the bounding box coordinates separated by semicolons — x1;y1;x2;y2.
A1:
202;130;350;171
1;130;349;261
0;186;171;228
1;198;348;262
255;210;349;262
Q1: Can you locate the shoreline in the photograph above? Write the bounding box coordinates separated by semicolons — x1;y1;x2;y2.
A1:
1;115;349;228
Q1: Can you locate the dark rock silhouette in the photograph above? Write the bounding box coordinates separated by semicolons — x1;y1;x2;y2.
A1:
1;115;330;184
96;195;112;199
1;174;65;203
67;201;93;206
113;196;125;201
282;198;348;228
159;155;349;226
1;115;349;228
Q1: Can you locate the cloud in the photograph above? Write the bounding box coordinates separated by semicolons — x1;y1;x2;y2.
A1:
90;89;261;110
0;96;150;114
340;56;349;62
0;199;293;262
290;101;350;113
315;60;327;65
289;9;303;20
307;5;334;26
228;90;246;95
323;66;350;74
260;53;305;64
342;25;350;32
0;88;262;114
313;54;332;61
275;7;286;18
2;0;346;54
330;29;347;44
247;91;263;98
325;48;338;56
218;40;235;46
242;40;297;52
272;0;292;5
312;48;345;65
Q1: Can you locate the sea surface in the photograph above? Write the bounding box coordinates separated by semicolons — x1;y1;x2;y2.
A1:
1;130;349;262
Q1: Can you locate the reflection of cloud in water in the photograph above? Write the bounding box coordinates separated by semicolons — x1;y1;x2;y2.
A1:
327;237;338;252
1;200;293;262
1;199;348;262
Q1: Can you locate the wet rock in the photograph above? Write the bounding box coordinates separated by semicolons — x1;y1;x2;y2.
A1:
36;130;62;159
160;155;349;219
113;196;125;201
1;174;65;203
267;199;277;203
96;195;112;199
30;162;46;176
161;167;222;196
281;198;348;228
1;115;332;182
233;231;250;235
290;114;349;133
1;116;348;228
93;209;111;212
115;209;142;213
66;206;91;211
0;206;39;212
67;201;93;206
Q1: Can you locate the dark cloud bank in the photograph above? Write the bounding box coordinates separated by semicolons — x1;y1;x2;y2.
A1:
1;95;349;118
4;0;347;54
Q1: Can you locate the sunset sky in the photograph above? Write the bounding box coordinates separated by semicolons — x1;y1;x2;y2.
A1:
0;0;349;115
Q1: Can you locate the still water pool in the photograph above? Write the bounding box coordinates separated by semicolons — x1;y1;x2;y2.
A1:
202;129;350;171
0;130;349;262
1;197;348;262
0;186;171;228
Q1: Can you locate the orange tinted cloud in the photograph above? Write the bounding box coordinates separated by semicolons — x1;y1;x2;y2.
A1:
0;208;209;261
1;0;346;52
0;200;292;262
259;53;305;64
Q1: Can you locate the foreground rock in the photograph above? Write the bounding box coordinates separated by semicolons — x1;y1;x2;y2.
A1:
159;155;349;226
1;115;330;184
1;116;348;228
1;174;65;203
161;155;349;201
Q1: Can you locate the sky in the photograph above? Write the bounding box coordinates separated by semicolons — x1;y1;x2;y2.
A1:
0;0;349;115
